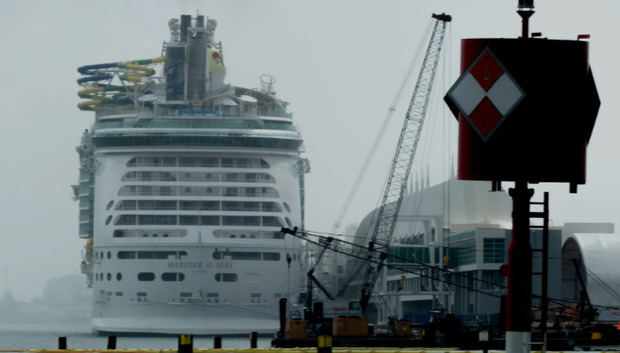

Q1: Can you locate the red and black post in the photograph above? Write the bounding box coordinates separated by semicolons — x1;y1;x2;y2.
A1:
506;180;533;353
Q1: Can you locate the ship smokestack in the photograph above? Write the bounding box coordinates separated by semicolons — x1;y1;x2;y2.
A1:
165;44;186;101
180;15;191;42
186;15;207;101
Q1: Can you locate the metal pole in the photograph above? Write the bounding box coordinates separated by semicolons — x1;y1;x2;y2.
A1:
541;192;549;352
506;180;533;353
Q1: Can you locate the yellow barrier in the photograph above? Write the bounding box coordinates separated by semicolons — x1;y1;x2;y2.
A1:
21;349;459;353
21;349;620;353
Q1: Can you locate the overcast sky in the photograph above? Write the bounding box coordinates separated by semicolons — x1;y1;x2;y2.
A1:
1;0;619;300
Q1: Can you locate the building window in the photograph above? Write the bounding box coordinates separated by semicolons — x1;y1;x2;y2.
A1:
483;238;505;263
481;270;504;290
116;250;188;260
245;187;257;196
262;216;284;227
106;200;114;210
162;272;186;282
116;273;122;281
180;200;219;211
215;273;238;282
119;171;178;182
230;251;261;260
113;229;187;238
105;215;113;225
260;173;275;183
263;252;281;261
114;215;137;225
261;188;279;198
115;200;137;210
222;201;261;212
222;216;260;226
137;215;177;225
136;200;176;210
201;216;220;225
127;157;176;167
179;216;200;225
123;171;137;180
455;239;476;266
106;273;111;281
224;188;238;197
137;272;155;281
160;186;172;196
262;202;282;212
178;157;218;167
136;251;187;259
213;230;284;239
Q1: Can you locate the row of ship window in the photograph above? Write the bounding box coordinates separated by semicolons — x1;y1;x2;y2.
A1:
110;200;290;212
108;215;292;227
117;185;279;198
95;250;186;260
93;250;286;261
93;272;237;282
111;229;285;239
121;171;276;183
127;157;270;169
98;290;280;304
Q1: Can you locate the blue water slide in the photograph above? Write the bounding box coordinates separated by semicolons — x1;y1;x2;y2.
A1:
77;62;118;75
77;74;114;84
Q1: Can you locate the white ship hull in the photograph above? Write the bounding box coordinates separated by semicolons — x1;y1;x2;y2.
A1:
88;152;304;335
75;14;307;335
92;247;296;335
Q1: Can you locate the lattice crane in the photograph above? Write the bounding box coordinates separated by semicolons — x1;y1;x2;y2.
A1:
359;13;451;313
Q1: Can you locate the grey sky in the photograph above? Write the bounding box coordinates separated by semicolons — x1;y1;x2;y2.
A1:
0;0;619;300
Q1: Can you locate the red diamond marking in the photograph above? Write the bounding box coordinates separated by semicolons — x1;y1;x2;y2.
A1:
468;97;502;137
470;50;504;91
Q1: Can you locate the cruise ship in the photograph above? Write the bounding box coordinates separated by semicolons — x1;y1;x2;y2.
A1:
73;14;306;335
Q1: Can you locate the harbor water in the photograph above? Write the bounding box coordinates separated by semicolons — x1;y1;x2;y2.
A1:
0;323;272;351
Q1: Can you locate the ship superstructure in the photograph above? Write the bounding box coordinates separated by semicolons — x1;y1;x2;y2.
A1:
73;14;306;335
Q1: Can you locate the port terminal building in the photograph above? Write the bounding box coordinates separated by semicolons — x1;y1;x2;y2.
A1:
336;179;618;327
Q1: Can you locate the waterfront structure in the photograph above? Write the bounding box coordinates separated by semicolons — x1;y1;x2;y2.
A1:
343;179;615;327
73;14;306;334
561;223;619;310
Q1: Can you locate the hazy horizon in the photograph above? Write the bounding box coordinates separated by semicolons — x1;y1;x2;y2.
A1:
1;0;620;301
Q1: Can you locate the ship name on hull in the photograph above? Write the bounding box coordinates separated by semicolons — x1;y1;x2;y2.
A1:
167;261;232;269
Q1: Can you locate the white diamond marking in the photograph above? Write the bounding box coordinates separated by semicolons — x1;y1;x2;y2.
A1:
486;73;524;115
449;72;485;115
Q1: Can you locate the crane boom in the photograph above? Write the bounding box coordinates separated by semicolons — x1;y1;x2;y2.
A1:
359;13;451;313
